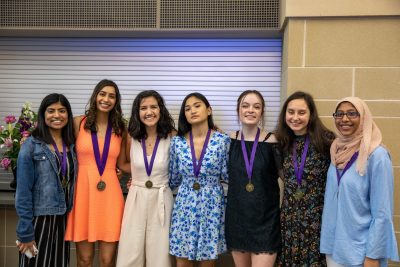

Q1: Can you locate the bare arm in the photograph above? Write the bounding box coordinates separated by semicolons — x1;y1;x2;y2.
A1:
73;115;85;139
117;130;131;174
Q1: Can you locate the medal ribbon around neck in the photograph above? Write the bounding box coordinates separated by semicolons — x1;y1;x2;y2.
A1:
336;152;359;186
240;128;261;184
190;128;211;178
91;121;113;177
141;136;161;177
52;140;67;178
292;135;310;186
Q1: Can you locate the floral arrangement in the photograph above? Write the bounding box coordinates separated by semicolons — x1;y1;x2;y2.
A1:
0;102;37;171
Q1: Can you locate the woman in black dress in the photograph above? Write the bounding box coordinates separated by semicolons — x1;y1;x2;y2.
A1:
225;90;281;267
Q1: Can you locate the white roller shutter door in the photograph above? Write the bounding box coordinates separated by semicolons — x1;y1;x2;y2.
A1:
0;37;281;183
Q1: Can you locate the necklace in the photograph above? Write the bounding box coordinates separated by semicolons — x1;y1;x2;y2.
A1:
51;139;67;188
240;128;260;193
141;136;161;189
190;129;211;191
91;121;112;191
292;135;310;200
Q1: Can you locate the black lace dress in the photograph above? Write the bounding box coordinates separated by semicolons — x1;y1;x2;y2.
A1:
225;134;281;253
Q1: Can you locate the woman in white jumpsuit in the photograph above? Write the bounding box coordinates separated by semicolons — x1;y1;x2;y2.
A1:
116;90;175;267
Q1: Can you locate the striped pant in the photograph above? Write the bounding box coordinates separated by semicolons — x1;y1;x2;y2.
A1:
19;215;69;267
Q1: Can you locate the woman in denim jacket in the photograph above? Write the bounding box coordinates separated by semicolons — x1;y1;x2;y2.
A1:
15;93;77;267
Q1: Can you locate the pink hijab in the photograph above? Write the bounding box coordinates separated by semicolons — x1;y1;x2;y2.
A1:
330;97;382;176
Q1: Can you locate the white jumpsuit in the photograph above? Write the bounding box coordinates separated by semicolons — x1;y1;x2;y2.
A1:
116;136;173;267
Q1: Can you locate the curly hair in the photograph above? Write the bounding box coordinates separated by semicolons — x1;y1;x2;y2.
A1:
128;90;175;140
84;79;125;136
275;91;334;155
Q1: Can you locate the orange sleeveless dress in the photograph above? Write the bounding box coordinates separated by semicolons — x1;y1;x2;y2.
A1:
65;121;124;242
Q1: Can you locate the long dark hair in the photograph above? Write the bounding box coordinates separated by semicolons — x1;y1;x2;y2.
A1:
275;91;334;155
128;90;175;140
236;90;265;128
177;92;216;136
32;93;75;146
84;79;125;136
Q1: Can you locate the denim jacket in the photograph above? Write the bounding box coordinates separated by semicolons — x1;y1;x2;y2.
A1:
15;136;77;243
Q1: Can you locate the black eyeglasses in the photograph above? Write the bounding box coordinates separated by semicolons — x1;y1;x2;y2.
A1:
332;111;360;119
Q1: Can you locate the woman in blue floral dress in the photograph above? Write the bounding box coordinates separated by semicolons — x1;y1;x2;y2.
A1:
169;92;230;267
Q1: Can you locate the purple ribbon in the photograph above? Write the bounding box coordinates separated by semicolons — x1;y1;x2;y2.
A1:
240;128;260;182
190;129;211;177
292;135;310;186
141;137;161;177
336;152;359;186
91;121;112;176
52;140;67;177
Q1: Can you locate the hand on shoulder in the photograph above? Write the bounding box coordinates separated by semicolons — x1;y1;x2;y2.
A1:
214;127;226;135
169;130;178;137
73;115;85;122
73;115;86;137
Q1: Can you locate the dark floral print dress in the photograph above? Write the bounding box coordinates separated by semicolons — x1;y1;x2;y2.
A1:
278;135;330;267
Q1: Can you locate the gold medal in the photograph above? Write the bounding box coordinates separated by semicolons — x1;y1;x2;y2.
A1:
193;182;201;190
246;182;254;192
145;180;153;188
61;177;68;188
294;188;304;200
97;180;106;191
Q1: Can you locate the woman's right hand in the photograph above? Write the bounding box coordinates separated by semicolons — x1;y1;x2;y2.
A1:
17;240;37;257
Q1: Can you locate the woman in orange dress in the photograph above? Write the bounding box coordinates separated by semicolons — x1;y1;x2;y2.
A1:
65;79;128;267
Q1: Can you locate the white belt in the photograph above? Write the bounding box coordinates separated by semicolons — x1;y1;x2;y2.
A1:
131;180;169;226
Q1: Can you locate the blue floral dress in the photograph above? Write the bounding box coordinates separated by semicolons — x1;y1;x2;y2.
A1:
169;131;230;261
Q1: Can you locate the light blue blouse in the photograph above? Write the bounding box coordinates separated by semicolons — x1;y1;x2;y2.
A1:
320;146;399;266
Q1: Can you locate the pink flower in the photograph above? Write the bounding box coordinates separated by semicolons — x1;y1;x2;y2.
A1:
4;138;13;148
0;158;11;170
21;131;31;137
4;115;16;124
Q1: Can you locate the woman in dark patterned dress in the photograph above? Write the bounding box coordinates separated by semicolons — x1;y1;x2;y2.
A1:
225;90;281;267
276;91;334;266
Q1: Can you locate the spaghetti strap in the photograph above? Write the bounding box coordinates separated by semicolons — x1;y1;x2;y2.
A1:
264;132;272;142
235;130;239;140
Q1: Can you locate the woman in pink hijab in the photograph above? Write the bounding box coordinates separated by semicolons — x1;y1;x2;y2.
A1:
320;97;399;267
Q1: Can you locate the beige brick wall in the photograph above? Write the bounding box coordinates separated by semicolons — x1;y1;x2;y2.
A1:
282;17;400;266
281;0;400;24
